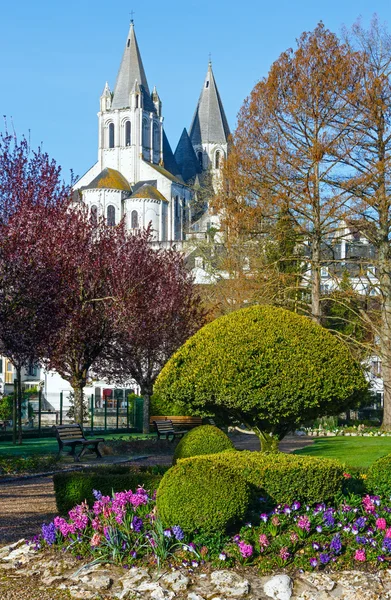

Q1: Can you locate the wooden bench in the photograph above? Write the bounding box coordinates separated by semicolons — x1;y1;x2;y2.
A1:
150;416;203;430
152;420;187;441
54;424;104;462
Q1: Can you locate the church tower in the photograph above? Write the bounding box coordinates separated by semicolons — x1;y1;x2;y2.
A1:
188;61;230;184
97;21;163;185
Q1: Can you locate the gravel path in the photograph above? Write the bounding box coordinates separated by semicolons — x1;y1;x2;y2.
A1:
0;434;313;544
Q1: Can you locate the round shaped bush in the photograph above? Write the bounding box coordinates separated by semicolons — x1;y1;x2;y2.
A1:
173;425;234;464
367;454;391;496
156;456;250;533
155;305;367;443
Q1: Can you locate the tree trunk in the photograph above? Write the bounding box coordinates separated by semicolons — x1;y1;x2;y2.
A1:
16;366;22;445
12;379;17;445
142;390;151;434
72;383;85;428
379;262;391;430
253;427;280;453
311;161;322;324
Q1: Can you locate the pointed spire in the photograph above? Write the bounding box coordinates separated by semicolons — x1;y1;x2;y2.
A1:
101;82;111;97
189;62;230;146
112;22;152;110
175;128;202;182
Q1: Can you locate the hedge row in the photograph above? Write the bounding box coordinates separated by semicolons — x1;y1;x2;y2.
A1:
156;451;344;533
367;454;391;497
173;425;234;464
54;466;167;515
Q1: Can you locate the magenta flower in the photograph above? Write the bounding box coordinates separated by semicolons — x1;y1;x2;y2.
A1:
259;534;269;549
362;495;376;514
355;549;366;562
279;547;290;561
376;518;387;531
297;515;310;532
238;541;253;558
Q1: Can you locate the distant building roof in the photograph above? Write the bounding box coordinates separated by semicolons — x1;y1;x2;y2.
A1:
130;183;167;202
189;62;230;146
84;168;131;191
175;128;202;182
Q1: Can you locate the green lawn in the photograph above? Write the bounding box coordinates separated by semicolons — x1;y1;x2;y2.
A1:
0;433;154;457
294;436;391;469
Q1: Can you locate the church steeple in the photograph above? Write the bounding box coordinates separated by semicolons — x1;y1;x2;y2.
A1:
111;22;152;110
189;61;230;147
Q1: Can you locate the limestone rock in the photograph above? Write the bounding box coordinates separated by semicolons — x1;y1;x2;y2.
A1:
264;574;293;600
162;570;190;592
136;580;175;599
210;570;250;597
187;593;206;600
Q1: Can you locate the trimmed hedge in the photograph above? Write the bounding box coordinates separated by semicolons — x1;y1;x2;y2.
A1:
54;466;166;515
367;454;391;497
156;457;250;533
177;451;344;504
173;425;234;464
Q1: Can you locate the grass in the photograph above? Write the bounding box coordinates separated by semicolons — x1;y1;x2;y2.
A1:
294;436;391;469
0;433;155;457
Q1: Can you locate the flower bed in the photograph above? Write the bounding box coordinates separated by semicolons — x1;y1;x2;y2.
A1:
36;478;391;574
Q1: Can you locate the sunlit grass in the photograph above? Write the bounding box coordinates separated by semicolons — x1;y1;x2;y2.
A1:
294;436;391;469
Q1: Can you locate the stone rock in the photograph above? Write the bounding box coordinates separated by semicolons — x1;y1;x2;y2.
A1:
188;593;206;600
136;581;175;599
41;574;65;586
68;587;97;599
301;573;336;592
264;574;292;600
0;539;26;559
116;567;151;598
2;542;36;563
162;570;190;592
210;570;250;597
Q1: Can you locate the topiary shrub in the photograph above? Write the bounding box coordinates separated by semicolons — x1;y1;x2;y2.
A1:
366;454;391;496
156;457;250;533
154;305;368;451
54;466;167;515
177;451;344;504
173;425;234;464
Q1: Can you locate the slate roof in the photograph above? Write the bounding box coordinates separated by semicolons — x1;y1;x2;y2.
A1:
162;131;184;181
130;183;168;202
84;168;131;191
189;62;230;146
112;23;155;112
174;128;202;182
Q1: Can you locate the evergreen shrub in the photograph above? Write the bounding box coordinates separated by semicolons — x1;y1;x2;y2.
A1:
367;454;391;496
54;466;167;515
173;425;234;464
156;456;250;533
178;451;344;504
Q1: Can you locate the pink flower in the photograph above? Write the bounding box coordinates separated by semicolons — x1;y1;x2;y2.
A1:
290;532;299;543
362;495;375;514
386;528;391;538
297;516;310;532
271;516;280;527
238;541;253;558
259;534;269;549
90;533;101;547
280;547;290;561
355;549;366;562
343;472;352;478
376;518;387;531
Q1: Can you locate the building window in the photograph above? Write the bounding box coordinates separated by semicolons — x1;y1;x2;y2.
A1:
27;364;37;377
109;123;115;148
175;196;180;218
131;210;139;229
142;120;150;148
153;122;159;152
205;81;209;88
107;205;116;227
197;152;203;170
125;121;131;146
91;205;98;226
320;266;328;278
215;150;221;169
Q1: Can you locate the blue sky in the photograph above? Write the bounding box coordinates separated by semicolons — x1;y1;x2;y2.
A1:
1;0;390;181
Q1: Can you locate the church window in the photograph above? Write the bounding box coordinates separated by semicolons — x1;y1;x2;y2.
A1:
127;39;130;47
131;210;139;229
91;205;98;225
142;119;150;148
107;205;116;226
215;150;221;169
205;81;209;88
197;151;203;170
153;122;160;151
125;121;131;146
175;196;180;218
135;95;139;108
109;123;115;148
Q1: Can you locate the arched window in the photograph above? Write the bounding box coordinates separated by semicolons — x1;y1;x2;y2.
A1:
131;210;139;229
91;205;98;225
153;122;160;151
215;150;221;169
175;196;180;218
107;205;115;227
109;123;115;148
142;119;150;148
125;121;131;146
197;151;203;170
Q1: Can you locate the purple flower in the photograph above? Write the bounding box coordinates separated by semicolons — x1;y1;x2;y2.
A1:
292;501;301;511
356;536;367;545
355;517;366;530
323;511;335;527
320;553;330;565
41;522;56;546
92;489;102;501
238;541;253;558
130;550;137;558
297;516;311;532
260;513;268;522
309;557;318;567
279;547;290;561
131;516;143;533
219;552;227;561
172;526;184;541
312;542;320;551
382;537;391;553
316;526;323;533
163;529;172;538
330;534;342;554
378;555;385;562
